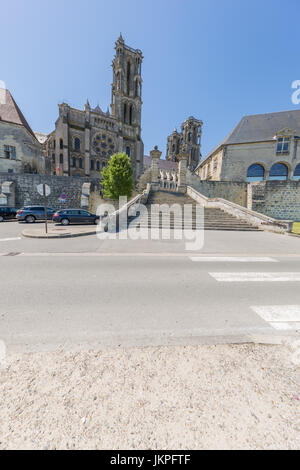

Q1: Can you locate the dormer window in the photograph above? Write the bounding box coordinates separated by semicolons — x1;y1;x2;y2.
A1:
276;137;290;155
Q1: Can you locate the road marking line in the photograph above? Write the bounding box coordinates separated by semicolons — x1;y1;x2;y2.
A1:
190;257;278;263
269;322;294;331
0;237;21;242
210;272;300;282
251;305;300;322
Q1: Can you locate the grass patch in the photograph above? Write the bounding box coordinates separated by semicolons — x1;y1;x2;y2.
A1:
292;223;300;234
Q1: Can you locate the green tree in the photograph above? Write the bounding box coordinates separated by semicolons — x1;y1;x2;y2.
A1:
101;152;134;200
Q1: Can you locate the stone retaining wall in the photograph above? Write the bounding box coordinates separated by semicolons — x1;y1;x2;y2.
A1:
250;181;300;221
0;173;100;209
187;173;248;206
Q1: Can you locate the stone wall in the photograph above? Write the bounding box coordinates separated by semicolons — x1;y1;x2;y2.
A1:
250;181;300;221
187;171;248;206
0;173;100;209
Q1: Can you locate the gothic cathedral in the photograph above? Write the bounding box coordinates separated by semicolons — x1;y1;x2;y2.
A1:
44;35;144;180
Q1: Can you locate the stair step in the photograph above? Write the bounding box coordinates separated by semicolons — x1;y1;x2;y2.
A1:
144;191;259;232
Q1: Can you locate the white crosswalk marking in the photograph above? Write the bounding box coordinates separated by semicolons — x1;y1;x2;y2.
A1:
210;272;300;282
190;257;277;263
269;322;294;331
251;306;300;332
251;305;300;322
0;237;21;242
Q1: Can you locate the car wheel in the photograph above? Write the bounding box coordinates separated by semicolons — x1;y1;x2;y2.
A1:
25;215;36;224
61;218;70;226
0;216;4;222
94;218;100;225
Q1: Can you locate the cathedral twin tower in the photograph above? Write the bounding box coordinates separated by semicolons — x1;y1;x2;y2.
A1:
45;35;202;179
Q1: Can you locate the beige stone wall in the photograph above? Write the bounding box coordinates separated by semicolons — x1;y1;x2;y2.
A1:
195;149;223;181
187;176;247;206
221;141;282;181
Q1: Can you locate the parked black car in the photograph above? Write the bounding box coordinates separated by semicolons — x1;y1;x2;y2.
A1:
16;206;56;223
0;207;17;222
53;209;100;226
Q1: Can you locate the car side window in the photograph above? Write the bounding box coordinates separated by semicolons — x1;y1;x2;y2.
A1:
79;211;90;216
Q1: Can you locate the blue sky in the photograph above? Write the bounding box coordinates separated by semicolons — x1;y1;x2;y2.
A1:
1;0;300;158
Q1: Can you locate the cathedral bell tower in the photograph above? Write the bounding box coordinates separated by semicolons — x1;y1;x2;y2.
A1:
111;34;144;178
111;34;143;134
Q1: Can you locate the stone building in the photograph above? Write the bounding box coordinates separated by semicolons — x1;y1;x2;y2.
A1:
166;117;203;171
144;155;178;190
0;88;46;174
44;35;144;181
195;110;300;182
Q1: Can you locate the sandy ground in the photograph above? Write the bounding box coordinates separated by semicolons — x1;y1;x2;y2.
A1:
0;343;299;450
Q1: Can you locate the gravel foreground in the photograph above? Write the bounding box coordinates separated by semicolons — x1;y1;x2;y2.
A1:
0;344;299;450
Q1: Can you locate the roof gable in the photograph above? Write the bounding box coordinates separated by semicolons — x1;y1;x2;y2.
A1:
0;88;37;140
196;109;300;170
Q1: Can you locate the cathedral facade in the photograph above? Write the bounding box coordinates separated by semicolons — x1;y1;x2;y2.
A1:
166;117;203;171
44;35;144;180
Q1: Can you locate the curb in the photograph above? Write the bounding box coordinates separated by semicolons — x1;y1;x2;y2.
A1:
288;232;300;238
22;229;97;239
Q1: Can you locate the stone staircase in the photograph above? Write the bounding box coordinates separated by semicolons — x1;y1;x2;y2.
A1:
135;190;261;231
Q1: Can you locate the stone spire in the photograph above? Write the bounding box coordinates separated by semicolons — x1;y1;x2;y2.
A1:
117;33;124;44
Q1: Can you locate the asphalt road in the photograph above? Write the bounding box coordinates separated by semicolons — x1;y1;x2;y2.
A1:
1;221;300;352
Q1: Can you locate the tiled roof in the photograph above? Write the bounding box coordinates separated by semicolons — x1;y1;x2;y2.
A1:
144;156;178;171
0;88;37;140
196;109;300;170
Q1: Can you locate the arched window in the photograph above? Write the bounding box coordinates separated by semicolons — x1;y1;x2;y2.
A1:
129;105;133;125
96;161;100;171
59;154;63;164
117;72;121;90
123;103;127;123
74;138;80;151
72;157;76;168
127;61;131;95
59;139;63;150
52;154;55;164
293;164;300;180
78;158;83;169
126;146;131;157
269;163;288;180
102;162;106;169
90;160;95;171
247;164;265;182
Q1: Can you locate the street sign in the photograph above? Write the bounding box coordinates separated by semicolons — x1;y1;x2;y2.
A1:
36;184;51;235
37;184;51;197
